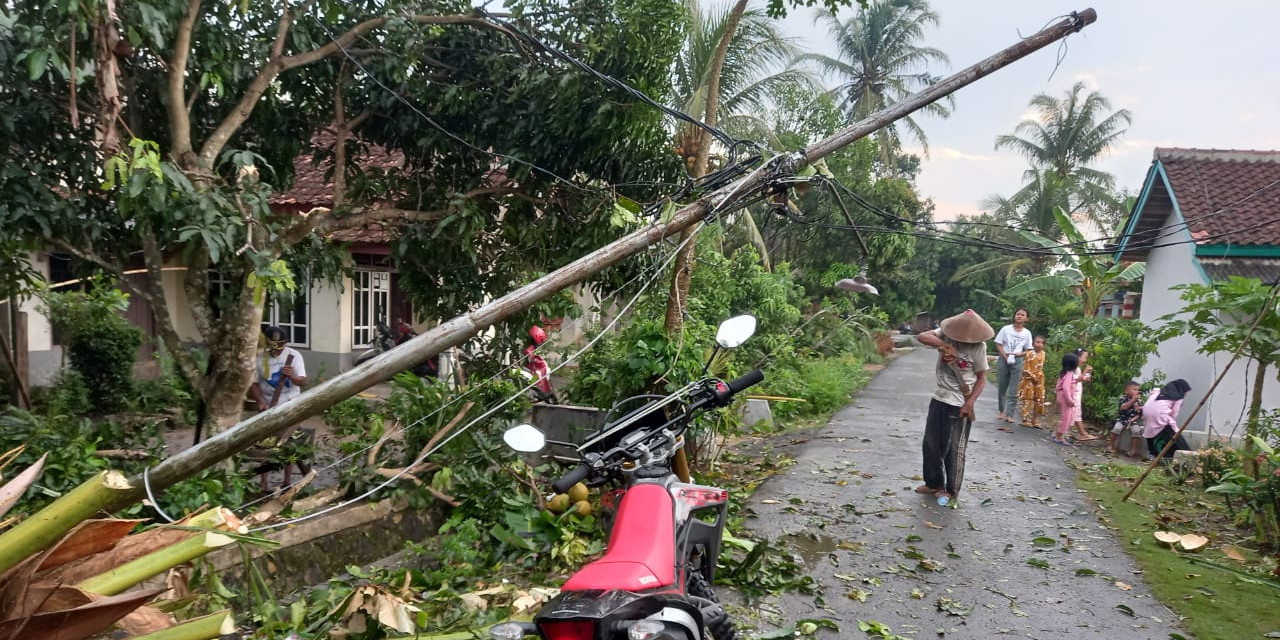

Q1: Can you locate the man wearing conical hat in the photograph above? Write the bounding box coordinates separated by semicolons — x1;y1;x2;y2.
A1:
915;309;993;504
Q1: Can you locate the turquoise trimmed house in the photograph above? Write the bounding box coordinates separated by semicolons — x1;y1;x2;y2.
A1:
1114;148;1280;443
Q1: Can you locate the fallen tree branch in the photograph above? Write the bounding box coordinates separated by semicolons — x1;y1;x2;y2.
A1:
94;449;156;460
415;402;476;461
245;468;318;525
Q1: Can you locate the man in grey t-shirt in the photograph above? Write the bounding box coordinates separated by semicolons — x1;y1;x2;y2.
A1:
915;309;992;503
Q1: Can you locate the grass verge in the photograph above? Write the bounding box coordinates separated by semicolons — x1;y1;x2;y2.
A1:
1075;461;1280;640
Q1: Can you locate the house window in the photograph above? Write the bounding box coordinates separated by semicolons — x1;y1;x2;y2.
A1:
352;271;390;348
208;270;232;318
265;276;311;348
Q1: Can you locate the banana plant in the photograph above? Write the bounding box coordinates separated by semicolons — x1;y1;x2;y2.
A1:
0;449;244;640
1003;207;1145;317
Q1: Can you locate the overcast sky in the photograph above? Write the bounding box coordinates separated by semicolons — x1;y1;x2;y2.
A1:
771;1;1280;223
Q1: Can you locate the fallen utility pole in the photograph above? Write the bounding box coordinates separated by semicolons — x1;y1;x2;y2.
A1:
101;8;1098;514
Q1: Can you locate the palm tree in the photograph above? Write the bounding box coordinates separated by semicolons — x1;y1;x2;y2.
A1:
666;0;809;334
993;81;1132;229
1003;207;1144;317
799;0;951;165
671;0;810;176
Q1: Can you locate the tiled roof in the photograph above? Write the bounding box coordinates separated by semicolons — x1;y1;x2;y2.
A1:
1155;148;1280;246
269;130;405;209
329;222;397;244
1199;257;1280;284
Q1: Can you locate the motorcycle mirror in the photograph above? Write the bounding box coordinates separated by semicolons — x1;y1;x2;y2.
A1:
503;423;546;453
715;314;758;349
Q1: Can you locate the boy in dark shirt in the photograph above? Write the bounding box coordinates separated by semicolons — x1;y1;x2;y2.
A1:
1109;380;1144;458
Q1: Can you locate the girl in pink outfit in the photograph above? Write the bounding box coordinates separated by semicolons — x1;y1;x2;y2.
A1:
1071;348;1097;440
1142;379;1191;459
1053;353;1080;445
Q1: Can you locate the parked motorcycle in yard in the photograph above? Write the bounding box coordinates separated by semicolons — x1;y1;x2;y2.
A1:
355;317;438;377
511;325;559;403
490;315;763;640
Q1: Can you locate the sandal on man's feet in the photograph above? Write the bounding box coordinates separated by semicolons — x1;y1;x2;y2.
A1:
915;485;942;495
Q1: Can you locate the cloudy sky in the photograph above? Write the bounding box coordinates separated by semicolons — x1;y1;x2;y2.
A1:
774;1;1280;222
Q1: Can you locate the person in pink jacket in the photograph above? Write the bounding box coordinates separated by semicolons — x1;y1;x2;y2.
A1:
1142;379;1191;460
1053;352;1080;445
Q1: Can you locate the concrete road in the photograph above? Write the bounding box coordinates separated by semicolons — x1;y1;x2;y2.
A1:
729;346;1189;640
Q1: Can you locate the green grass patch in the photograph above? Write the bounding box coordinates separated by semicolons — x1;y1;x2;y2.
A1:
1076;462;1280;640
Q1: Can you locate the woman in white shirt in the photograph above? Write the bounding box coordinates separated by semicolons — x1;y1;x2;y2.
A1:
994;309;1033;424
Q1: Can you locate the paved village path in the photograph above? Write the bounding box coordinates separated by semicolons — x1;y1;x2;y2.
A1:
726;345;1189;640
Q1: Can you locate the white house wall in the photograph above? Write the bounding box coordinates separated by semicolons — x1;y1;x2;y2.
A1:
307;278;347;377
20;253;59;385
1137;209;1212;433
1138;209;1280;443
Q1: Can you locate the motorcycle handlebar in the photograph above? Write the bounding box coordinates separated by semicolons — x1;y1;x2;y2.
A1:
552;463;592;494
714;369;765;405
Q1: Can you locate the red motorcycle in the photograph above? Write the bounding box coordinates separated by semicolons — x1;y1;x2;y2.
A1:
492;315;761;640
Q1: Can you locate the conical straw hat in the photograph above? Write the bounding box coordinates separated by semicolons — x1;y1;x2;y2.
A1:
939;309;994;343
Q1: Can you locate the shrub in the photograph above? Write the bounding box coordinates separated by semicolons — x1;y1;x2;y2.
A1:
1047;318;1157;424
40;284;142;413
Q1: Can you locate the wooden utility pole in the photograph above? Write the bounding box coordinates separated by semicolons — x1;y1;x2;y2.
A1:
98;9;1099;514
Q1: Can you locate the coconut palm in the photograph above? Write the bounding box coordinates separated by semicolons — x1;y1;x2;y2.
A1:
666;0;810;334
993;81;1132;229
799;0;951;165
671;0;811;176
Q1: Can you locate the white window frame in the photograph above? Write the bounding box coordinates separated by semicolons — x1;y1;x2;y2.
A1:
352;270;391;348
265;273;312;348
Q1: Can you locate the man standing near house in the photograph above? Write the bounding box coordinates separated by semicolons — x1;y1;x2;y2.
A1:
915;309;993;505
251;326;308;411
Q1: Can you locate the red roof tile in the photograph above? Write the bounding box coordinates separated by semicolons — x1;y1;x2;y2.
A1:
1155;148;1280;246
269;129;405;209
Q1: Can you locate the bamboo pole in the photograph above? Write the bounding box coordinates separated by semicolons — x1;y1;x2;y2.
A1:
1122;283;1280;501
127;610;236;640
98;8;1100;514
0;470;133;575
76;531;237;595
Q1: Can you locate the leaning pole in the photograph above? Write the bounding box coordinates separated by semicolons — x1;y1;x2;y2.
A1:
103;9;1099;512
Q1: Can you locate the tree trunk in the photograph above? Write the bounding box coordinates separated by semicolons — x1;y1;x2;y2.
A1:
1248;361;1267;439
198;279;268;439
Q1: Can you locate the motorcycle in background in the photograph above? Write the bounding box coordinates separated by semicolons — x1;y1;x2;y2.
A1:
490;314;762;640
355;316;438;378
511;325;558;403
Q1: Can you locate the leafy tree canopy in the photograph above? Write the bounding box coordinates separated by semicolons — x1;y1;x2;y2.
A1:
0;0;690;435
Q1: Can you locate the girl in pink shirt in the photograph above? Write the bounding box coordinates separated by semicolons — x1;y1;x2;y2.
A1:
1053;353;1080;445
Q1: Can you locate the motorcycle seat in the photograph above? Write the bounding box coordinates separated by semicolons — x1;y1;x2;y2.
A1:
561;484;676;591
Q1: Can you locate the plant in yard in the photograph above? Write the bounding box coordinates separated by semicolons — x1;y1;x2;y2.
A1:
1045;317;1157;423
1205;436;1280;550
39;284;143;413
